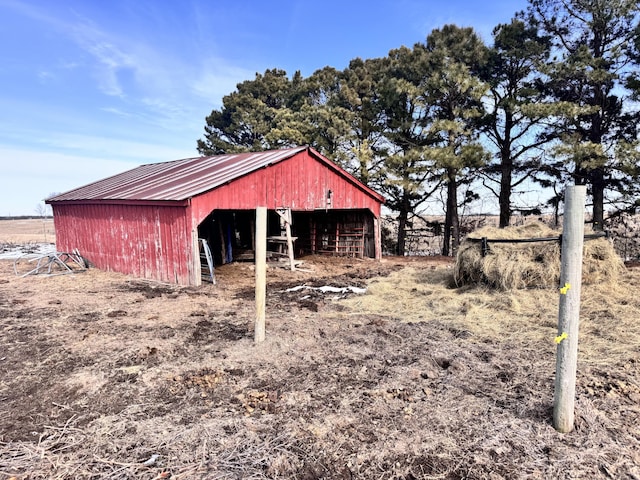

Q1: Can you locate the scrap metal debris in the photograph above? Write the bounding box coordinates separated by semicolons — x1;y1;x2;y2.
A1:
285;285;367;295
13;249;87;277
0;242;55;259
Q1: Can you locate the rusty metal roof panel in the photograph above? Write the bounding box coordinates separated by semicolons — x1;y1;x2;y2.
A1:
47;147;307;202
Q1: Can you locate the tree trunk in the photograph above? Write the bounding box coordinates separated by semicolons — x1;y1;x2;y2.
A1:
443;169;459;256
589;83;605;231
498;105;514;228
443;215;451;257
590;168;605;230
499;150;513;228
397;198;409;256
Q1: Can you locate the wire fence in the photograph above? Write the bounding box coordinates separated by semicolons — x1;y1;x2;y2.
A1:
382;214;640;261
465;232;608;257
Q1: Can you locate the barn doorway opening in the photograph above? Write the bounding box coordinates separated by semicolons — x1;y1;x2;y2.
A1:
197;210;254;266
196;208;377;266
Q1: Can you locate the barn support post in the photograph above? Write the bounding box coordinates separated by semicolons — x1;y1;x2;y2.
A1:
374;216;382;260
255;206;267;343
218;220;227;265
191;228;202;286
553;185;586;433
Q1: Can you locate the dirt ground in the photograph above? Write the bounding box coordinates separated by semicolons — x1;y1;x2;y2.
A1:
0;221;639;479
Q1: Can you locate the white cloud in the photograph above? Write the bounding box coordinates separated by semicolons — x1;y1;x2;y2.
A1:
70;21;138;97
5;2;253;114
191;60;256;106
7;129;196;165
100;106;134;118
37;70;54;83
0;146;131;179
0;146;134;216
66;20;253;131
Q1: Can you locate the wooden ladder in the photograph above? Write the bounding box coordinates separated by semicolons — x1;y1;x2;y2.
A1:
275;208;296;270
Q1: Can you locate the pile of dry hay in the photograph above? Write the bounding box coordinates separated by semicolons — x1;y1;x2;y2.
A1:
454;222;623;290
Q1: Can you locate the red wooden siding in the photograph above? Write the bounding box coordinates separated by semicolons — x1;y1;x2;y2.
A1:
190;150;381;226
53;203;193;284
49;148;384;285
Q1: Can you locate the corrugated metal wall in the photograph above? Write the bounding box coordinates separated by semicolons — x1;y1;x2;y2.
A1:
190;150;381;226
53;203;193;284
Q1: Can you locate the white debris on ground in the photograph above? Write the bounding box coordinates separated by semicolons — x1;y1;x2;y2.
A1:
285;285;367;295
0;243;56;260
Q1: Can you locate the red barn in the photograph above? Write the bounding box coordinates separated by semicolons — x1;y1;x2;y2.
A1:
46;147;385;285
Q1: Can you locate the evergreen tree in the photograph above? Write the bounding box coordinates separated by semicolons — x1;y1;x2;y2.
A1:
379;45;442;255
423;25;490;255
332;58;389;186
527;0;640;229
480;19;552;227
197;69;297;155
265;66;350;156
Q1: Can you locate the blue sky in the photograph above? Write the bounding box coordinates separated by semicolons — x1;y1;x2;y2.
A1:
0;0;528;216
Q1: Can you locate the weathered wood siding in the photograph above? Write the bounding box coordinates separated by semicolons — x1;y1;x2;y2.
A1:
52;203;193;284
191;150;381;226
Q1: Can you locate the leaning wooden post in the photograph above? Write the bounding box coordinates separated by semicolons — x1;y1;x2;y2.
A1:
553;185;586;433
255;207;267;343
285;218;295;271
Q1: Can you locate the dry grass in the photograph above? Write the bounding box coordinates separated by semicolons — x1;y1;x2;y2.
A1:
0;415;303;479
341;264;640;365
0;219;55;244
454;222;623;290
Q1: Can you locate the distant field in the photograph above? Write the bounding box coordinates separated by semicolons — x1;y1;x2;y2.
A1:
0;218;56;244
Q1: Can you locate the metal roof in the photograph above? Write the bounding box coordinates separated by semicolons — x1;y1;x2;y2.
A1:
47;147;308;203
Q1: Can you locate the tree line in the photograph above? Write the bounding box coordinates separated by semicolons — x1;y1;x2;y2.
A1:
197;0;640;255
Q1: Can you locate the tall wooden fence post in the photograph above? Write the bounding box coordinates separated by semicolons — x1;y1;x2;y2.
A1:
255;207;267;343
553;185;586;433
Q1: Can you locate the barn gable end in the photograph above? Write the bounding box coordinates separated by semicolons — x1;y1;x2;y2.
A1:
190;149;382;223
